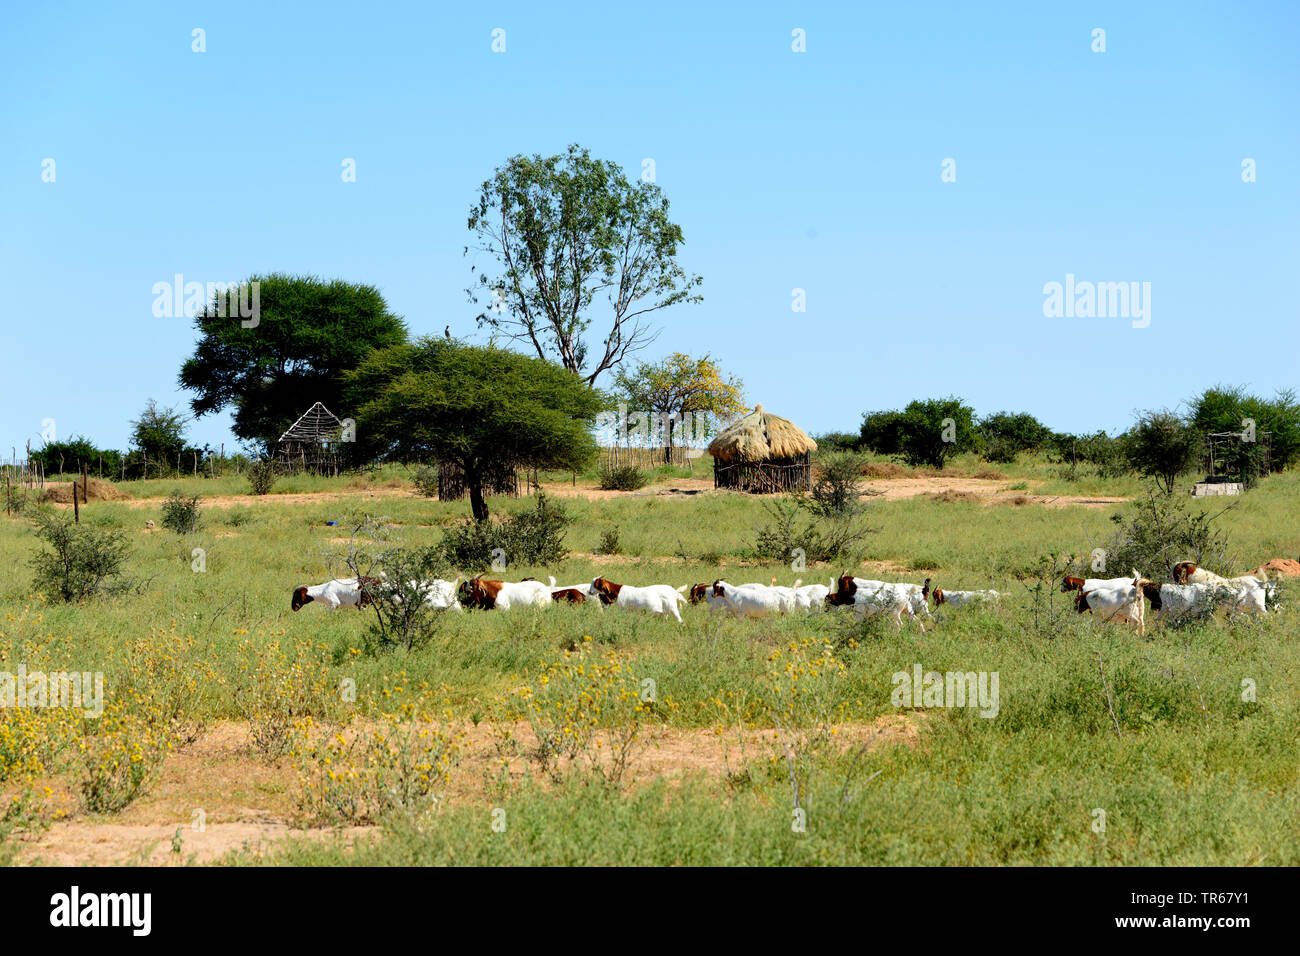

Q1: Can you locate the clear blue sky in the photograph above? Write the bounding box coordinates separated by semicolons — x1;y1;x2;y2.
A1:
3;0;1297;455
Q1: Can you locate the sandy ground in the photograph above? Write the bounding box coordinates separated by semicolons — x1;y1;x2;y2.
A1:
14;714;921;866
102;474;1125;511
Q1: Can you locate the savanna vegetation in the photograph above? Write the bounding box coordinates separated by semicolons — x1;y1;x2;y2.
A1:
2;457;1296;865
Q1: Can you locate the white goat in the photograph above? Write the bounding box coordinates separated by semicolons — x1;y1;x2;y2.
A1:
1077;574;1145;635
459;577;552;610
291;577;371;612
710;580;799;618
793;580;834;610
588;577;686;622
930;587;1001;608
827;575;930;630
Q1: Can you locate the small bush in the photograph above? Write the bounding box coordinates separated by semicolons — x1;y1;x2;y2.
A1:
232;638;336;760
749;495;874;565
495;641;648;788
76;705;173;813
3;486;33;517
412;465;439;498
597;465;649;491
160;491;203;534
224;507;252;527
294;707;463;826
438;492;572;570
350;544;454;654
811;432;860;453
0;788;49;865
979;439;1020;464
246;460;280;496
28;510;132;602
809;452;865;518
1092;491;1233;582
596;525;622;556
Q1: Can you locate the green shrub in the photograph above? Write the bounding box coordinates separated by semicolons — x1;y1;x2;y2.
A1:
412;465;439;498
860;397;977;469
811;431;860;453
749;495;874;565
246;460;280;495
597;464;649;491
809;452;865;518
28;510;132;602
977;411;1054;462
1092;491;1233;582
350;545;454;654
438;492;572;570
596;525;622;556
160;491;203;534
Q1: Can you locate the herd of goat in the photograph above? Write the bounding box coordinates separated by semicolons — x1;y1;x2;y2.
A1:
290;559;1277;635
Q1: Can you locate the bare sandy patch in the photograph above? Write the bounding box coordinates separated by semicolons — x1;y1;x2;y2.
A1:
14;714;921;865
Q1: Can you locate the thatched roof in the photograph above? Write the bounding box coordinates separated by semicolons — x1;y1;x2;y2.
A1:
707;404;817;463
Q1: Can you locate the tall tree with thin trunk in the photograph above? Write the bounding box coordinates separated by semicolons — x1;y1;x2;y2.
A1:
466;144;703;385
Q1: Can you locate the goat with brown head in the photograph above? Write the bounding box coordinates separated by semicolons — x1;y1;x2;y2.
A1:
588;577;622;605
458;576;503;610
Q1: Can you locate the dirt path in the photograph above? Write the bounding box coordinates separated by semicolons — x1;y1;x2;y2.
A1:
15;715;921;866
105;475;1123;510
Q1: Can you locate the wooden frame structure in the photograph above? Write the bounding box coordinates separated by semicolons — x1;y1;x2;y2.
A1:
713;453;812;493
276;402;346;475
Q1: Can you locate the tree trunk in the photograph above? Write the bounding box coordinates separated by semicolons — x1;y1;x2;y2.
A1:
468;480;489;521
465;461;490;521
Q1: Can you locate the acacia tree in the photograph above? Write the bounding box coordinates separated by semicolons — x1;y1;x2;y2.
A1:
613;352;746;462
1124;409;1202;494
466;145;703;385
345;339;606;521
131;399;189;463
178;274;408;450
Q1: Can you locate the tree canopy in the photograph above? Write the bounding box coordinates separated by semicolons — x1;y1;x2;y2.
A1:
613;352;746;458
130;399;189;463
1123;409;1202;494
859;397;977;468
178;273;408;450
1187;384;1300;471
345;339;607;520
466;144;703;384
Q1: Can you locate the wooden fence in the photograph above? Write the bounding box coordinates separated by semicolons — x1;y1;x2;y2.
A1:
713;455;812;493
599;446;696;471
436;462;540;501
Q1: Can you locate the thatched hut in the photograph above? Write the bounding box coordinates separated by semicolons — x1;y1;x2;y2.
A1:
708;404;817;493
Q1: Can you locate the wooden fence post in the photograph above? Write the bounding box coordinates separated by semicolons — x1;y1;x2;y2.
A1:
72;479;79;523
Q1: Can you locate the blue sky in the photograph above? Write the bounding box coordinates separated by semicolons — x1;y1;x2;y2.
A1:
3;0;1297;455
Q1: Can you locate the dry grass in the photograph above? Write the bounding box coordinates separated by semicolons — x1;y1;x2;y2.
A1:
924;489;982;504
39;478;131;502
860;461;908;479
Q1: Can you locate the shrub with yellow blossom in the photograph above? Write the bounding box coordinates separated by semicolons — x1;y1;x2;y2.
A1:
497;637;655;788
293;690;463;826
232;635;338;760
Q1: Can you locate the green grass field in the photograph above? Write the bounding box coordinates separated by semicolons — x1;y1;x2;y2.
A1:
1;462;1297;865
